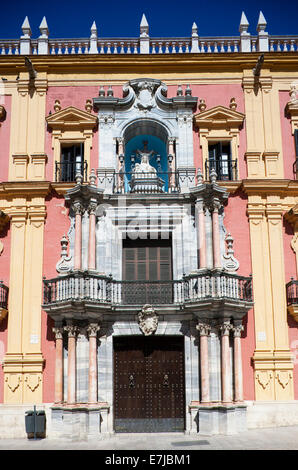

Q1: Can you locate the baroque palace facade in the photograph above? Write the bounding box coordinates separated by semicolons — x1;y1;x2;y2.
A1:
0;12;298;438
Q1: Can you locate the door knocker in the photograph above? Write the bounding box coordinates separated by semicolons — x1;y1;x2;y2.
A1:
163;374;169;387
129;374;135;388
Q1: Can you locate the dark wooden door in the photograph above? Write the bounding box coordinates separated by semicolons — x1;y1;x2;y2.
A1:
114;335;185;433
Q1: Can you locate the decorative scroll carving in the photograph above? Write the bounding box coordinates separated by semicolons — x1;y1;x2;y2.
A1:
24;374;41;392
56;235;72;273
222;233;240;272
138;304;158;336
87;322;100;337
5;374;22;393
196;322;211;336
256;370;273;390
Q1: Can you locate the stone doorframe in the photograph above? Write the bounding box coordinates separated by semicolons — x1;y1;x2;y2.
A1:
97;318;199;434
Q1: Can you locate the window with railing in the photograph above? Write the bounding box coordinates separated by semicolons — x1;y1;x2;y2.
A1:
206;142;237;181
55;143;87;182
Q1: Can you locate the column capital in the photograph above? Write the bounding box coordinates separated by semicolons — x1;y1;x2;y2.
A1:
87;322;100;337
232;324;244;337
72;199;84;215
64;324;79;338
196;322;211;336
219;321;233;336
87;200;97;215
52;326;64;340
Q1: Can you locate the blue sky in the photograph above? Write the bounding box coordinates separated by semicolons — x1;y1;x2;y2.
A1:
0;0;297;39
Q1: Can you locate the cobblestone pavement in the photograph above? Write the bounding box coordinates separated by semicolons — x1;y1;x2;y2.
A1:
0;426;298;450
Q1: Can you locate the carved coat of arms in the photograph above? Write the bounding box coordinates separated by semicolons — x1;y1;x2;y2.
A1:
137;304;158;335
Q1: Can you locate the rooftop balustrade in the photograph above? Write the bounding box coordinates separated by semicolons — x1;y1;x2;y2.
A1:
1;13;297;57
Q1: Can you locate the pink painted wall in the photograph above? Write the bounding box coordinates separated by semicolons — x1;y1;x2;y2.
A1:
0;221;11;403
0;95;11;182
279;91;296;180
224;190;255;400
41;191;71;403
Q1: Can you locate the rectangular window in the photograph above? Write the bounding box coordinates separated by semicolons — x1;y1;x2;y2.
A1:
56;143;85;182
122;238;172;304
208;142;235;181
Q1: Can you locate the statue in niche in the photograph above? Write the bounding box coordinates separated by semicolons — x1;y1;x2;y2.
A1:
133;140;157;174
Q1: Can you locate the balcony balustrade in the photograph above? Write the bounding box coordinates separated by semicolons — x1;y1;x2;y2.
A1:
43;270;253;309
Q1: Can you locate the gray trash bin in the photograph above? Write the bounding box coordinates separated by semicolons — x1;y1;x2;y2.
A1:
25;407;46;438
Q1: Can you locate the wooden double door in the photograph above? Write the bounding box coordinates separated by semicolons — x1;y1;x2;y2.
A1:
114;335;185;433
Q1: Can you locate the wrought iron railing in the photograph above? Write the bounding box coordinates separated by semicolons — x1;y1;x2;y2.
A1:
55;161;88;183
286;279;298;305
43;270;253;307
205;159;238;181
0;281;9;310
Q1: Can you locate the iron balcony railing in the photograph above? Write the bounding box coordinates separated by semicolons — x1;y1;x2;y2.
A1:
0;281;9;310
55;160;88;183
205;159;238;181
43;270;253;307
286;279;298;305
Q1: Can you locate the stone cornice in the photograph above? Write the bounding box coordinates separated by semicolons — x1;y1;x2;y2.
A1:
0;181;51;198
1;52;298;75
242;179;298;196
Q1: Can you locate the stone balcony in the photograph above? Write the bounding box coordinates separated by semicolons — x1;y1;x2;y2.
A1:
42;269;253;322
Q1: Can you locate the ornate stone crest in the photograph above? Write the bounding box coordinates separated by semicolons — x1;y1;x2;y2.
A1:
137;304;158;336
133;80;158;112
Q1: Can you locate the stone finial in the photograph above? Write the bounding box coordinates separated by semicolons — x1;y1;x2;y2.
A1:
21;16;31;37
229;97;237;110
198;99;206;112
54;99;61;112
75;171;83;185
210;168;217;183
192;22;198;37
185;84;192;96
107;85;113;97
89;168;97;186
177;85;183;96
39;16;49;37
290;84;298;102
140;14;149;37
85;99;92;112
196;167;203;185
239;11;249;33
99;86;105;97
89;21;98;54
191;21;199;53
257;11;267;32
91;21;97;36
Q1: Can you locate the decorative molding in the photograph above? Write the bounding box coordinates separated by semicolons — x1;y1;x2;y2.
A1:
222;233;240;272
24;373;41;392
256;370;273;390
56;235;72;274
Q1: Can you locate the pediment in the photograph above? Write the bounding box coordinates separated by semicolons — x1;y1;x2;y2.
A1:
194;105;245;129
46;106;98;130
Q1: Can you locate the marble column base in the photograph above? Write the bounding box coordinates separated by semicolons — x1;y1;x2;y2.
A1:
195;404;247;435
50;403;110;440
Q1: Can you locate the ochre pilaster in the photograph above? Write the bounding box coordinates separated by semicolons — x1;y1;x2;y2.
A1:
247;196;294;401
